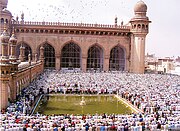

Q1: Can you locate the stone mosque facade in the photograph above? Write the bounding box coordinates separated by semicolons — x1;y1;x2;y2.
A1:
0;0;150;109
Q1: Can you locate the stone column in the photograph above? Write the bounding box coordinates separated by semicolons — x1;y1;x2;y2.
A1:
19;45;25;62
29;67;32;83
55;54;60;70
9;75;17;101
131;35;146;74
34;54;37;63
1;42;9;62
82;56;87;72
39;46;44;71
12;76;17;101
0;26;11;110
9;32;18;63
31;53;35;62
129;34;134;73
125;56;130;72
0;79;9;110
103;55;110;71
28;53;31;65
9;43;17;61
39;46;44;61
0;28;10;63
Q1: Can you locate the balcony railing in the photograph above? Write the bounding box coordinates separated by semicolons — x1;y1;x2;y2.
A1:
13;21;130;30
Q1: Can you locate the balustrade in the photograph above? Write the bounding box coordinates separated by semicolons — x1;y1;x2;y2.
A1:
13;21;130;29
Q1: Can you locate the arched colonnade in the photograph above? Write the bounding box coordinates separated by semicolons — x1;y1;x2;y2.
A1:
16;41;127;72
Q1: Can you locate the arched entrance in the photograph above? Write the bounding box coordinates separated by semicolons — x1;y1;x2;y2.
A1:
1;18;4;24
109;46;125;71
87;45;103;71
61;42;81;70
16;43;32;61
42;43;55;69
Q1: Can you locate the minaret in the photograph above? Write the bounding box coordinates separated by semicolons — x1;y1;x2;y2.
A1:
28;53;31;65
114;16;118;27
39;45;44;61
9;27;18;63
8;28;19;102
0;23;10;63
0;0;12;34
19;44;25;62
130;0;151;74
0;23;11;110
16;15;19;22
21;12;24;24
39;45;45;71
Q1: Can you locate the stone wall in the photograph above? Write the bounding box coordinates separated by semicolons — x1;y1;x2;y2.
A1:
0;61;44;110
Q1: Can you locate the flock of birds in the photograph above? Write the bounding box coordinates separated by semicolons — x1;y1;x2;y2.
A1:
10;0;128;24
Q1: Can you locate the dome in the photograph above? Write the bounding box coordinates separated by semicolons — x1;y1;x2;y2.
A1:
0;0;8;9
0;28;10;43
2;8;12;15
134;0;147;12
0;0;8;5
9;33;17;44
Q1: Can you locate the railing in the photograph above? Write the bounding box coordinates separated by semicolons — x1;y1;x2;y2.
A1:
30;94;43;116
18;61;41;70
13;21;130;29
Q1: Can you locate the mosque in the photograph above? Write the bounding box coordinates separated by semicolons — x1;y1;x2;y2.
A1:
0;0;150;109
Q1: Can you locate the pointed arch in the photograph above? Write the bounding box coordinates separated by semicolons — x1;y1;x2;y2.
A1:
109;45;126;71
1;18;4;23
87;44;103;71
40;42;56;69
16;42;32;61
37;41;54;56
61;41;81;69
38;41;56;52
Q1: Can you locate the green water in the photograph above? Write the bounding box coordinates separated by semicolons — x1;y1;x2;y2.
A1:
35;95;133;115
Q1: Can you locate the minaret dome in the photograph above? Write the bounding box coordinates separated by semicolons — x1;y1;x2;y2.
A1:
134;0;147;13
0;27;10;43
9;33;17;44
0;0;8;9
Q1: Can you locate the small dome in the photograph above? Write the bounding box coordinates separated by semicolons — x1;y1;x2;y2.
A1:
2;8;12;15
0;0;8;9
20;45;25;49
0;28;10;43
0;0;8;5
40;46;44;50
134;0;147;12
9;33;17;44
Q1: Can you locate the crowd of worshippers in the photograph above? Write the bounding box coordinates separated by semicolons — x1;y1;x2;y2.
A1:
0;69;180;130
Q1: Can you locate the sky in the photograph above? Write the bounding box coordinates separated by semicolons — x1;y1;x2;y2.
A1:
7;0;180;58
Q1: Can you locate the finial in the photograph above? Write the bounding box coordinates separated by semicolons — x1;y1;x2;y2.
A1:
9;27;17;44
115;16;118;26
1;21;10;43
20;43;23;47
40;45;44;49
28;53;31;65
35;54;37;62
12;26;15;34
16;15;19;21
121;20;123;26
21;11;24;22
